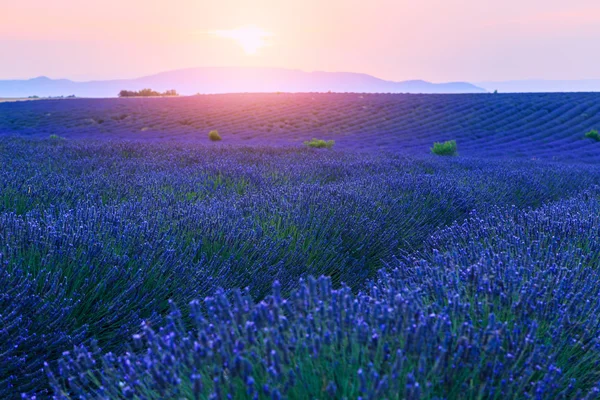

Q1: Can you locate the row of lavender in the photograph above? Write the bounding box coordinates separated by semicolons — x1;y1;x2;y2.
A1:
2;139;600;397
49;189;600;399
1;93;600;159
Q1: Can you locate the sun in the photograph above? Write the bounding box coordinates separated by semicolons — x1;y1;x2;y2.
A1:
213;25;272;55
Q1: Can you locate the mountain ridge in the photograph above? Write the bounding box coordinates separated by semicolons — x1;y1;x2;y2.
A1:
478;79;600;93
0;67;485;97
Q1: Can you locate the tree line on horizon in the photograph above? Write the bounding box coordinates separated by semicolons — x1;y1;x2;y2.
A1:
118;88;179;97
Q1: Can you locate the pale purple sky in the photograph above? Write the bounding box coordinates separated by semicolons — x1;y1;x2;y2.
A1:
1;0;598;82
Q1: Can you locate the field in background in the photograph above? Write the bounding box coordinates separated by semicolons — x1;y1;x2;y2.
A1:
1;92;600;161
0;98;41;103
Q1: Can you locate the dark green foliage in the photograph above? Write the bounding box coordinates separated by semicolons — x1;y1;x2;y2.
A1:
118;88;179;97
303;138;334;148
431;140;457;156
585;129;600;141
208;130;222;141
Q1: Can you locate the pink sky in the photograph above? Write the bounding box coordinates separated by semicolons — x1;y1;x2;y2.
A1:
1;0;599;82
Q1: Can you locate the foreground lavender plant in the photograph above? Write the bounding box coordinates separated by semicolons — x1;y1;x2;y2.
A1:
47;190;600;399
3;140;600;397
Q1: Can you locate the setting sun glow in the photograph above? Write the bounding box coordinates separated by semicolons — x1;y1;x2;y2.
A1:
213;25;272;55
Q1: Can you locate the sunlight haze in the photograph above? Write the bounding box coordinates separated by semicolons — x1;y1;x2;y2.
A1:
0;0;599;81
211;26;273;55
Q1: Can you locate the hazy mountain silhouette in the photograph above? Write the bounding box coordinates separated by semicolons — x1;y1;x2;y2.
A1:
478;79;600;93
0;67;485;97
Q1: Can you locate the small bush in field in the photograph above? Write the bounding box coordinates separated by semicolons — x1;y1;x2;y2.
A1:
585;129;600;141
431;140;457;156
49;134;65;141
304;138;334;149
208;130;222;141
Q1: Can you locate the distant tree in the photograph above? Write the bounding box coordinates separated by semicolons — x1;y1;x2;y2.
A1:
118;89;179;97
138;88;158;96
118;90;135;97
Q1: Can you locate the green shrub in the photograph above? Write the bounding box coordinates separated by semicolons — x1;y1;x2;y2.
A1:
431;140;457;156
303;138;335;149
585;129;600;141
208;130;222;141
49;134;65;141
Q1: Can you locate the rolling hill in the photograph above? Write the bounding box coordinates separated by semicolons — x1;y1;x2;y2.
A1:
1;92;599;162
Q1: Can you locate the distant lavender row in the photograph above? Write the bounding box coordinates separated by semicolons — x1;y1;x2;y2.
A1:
1;92;600;161
3;139;600;397
49;188;600;399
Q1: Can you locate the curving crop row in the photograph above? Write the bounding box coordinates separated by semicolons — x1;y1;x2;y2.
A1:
48;188;600;399
1;93;600;161
3;139;600;397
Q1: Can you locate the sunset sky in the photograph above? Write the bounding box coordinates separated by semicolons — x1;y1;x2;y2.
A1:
1;0;599;82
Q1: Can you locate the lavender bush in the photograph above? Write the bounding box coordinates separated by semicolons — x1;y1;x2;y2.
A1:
2;139;600;398
48;190;600;399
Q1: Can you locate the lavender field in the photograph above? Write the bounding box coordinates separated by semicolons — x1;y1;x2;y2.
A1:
2;94;600;399
1;92;600;161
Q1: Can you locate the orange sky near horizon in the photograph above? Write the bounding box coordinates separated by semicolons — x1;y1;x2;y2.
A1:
1;0;599;82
